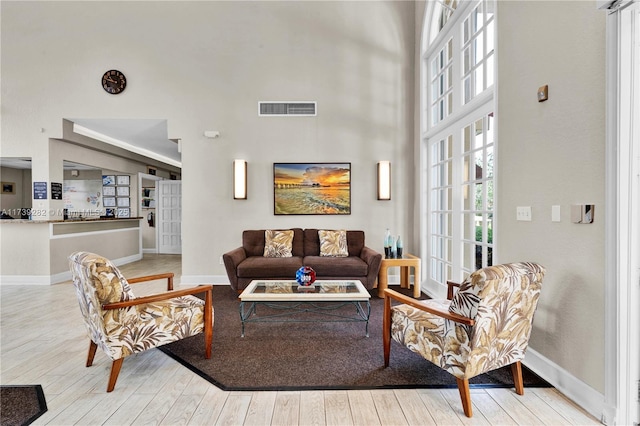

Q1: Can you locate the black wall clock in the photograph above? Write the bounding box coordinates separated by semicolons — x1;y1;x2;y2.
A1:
102;70;127;94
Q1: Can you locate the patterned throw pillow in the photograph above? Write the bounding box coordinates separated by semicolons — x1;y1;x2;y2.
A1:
319;230;348;257
263;230;294;258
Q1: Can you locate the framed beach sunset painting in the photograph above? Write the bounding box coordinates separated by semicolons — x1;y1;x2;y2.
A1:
273;163;351;215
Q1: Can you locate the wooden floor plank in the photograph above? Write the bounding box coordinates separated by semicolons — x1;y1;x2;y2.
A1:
243;391;276;426
215;393;252;425
471;393;516;425
371;389;409;426
347;390;381;426
440;389;491;425
530;388;602;425
485;388;540;424
324;391;354;426
417;389;464;425
187;386;229;426
392;389;437;426
299;391;326;426
271;391;300;425
103;393;156;426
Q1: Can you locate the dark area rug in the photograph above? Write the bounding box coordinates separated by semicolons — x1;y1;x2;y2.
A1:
0;385;47;426
159;285;551;391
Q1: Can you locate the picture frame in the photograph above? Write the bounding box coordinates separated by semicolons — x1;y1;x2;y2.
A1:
1;182;15;194
116;175;130;186
117;197;130;207
102;175;116;186
103;197;116;207
103;186;116;196
116;186;130;196
116;208;130;218
273;163;351;215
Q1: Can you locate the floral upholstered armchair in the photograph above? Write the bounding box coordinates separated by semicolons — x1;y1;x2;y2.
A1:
383;262;545;417
69;251;214;392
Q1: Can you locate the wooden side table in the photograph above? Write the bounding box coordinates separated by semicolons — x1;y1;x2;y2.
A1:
377;253;421;298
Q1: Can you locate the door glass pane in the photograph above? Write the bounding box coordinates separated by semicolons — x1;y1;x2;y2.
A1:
463;125;472;153
474;66;484;95
463;242;474;270
475;182;483;210
475;213;483;242
463;213;474;240
474;119;484;149
473;36;483;65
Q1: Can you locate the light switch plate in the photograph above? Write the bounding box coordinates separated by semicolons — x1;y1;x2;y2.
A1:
552;205;561;222
516;206;532;221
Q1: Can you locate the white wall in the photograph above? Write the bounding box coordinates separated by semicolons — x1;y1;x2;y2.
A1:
496;0;606;395
1;1;416;281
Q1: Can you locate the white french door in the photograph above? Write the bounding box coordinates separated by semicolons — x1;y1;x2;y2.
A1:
157;180;182;254
426;101;494;290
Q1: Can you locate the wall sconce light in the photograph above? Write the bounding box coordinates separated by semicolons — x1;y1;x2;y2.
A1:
233;159;247;200
377;161;391;200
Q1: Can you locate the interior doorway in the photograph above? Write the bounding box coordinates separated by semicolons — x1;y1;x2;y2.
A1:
157;180;182;254
139;172;163;253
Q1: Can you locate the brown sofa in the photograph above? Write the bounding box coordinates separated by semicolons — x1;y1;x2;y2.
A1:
223;228;382;292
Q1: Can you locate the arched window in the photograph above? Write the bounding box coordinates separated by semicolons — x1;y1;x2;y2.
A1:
422;0;495;291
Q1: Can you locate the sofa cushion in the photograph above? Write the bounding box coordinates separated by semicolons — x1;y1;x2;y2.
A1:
237;256;303;278
305;229;365;257
319;230;348;257
303;256;368;277
263;230;294;258
243;228;304;257
302;228;364;256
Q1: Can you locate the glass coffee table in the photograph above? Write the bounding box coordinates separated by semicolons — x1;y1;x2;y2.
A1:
238;280;371;337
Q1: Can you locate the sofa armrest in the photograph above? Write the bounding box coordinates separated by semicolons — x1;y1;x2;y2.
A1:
222;247;247;291
360;246;382;285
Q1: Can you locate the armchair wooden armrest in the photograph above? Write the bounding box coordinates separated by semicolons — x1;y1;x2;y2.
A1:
446;280;461;300
127;272;175;290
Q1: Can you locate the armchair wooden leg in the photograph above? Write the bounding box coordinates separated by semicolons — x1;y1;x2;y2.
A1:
204;287;213;359
511;361;524;395
456;377;473;417
107;358;124;392
86;341;98;367
383;294;391;367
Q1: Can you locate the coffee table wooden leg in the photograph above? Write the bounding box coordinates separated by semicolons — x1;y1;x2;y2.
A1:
377;265;389;298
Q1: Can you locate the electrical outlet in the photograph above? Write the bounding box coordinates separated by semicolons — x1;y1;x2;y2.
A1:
516;206;532;221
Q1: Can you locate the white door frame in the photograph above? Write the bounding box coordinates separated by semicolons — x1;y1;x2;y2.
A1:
138;172;163;254
604;2;639;425
157;180;182;254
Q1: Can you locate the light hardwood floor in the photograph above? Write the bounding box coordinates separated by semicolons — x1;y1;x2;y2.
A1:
1;254;601;425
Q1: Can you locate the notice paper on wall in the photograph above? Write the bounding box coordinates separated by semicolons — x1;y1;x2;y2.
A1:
63;180;104;215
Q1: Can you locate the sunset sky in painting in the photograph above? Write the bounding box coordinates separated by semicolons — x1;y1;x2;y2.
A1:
274;163;350;187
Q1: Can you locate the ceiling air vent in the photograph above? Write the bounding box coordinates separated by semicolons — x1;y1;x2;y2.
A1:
258;102;317;117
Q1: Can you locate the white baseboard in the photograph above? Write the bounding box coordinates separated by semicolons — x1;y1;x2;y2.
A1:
0;275;51;285
523;347;605;422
